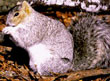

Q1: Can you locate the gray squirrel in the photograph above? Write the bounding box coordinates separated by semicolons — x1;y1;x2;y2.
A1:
2;1;73;75
2;1;110;75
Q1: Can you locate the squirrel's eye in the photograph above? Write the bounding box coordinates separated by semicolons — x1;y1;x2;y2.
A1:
14;12;19;16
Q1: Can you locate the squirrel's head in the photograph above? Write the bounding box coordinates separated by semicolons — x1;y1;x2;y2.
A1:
6;1;32;27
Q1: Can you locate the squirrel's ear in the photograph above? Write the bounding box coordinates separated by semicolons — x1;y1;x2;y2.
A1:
22;1;31;14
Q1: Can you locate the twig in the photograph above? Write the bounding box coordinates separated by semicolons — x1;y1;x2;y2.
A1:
63;68;110;81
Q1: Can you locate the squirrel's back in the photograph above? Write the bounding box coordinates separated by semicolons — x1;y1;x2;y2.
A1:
72;15;110;70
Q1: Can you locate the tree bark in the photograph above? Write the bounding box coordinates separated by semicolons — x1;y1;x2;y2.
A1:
0;0;110;13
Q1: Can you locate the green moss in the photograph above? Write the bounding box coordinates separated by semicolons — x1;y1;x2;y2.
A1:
0;0;4;6
0;0;19;13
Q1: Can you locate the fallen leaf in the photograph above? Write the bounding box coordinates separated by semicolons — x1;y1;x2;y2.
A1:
0;55;5;61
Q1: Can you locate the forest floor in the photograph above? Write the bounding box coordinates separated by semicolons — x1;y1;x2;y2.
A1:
0;6;110;81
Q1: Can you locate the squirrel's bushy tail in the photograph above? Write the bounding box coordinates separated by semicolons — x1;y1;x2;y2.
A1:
71;14;110;71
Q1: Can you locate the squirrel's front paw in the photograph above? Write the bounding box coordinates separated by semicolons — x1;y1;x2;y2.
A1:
2;27;14;34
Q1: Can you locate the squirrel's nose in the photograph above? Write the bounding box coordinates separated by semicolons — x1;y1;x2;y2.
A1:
6;23;10;26
6;22;15;27
6;21;10;26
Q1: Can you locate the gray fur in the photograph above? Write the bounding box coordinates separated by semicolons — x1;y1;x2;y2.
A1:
72;15;110;70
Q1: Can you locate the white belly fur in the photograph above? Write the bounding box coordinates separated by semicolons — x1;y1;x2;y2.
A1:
27;43;53;71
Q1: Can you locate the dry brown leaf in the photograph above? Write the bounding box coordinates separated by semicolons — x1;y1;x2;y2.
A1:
10;79;20;81
0;24;6;31
39;76;56;81
0;55;5;61
0;15;6;31
63;18;72;27
7;61;14;65
79;80;83;81
56;11;62;18
62;12;68;19
0;79;7;81
68;12;73;17
0;45;12;54
2;62;7;69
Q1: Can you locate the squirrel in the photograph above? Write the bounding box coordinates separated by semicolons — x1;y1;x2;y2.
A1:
2;1;110;75
2;1;73;75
